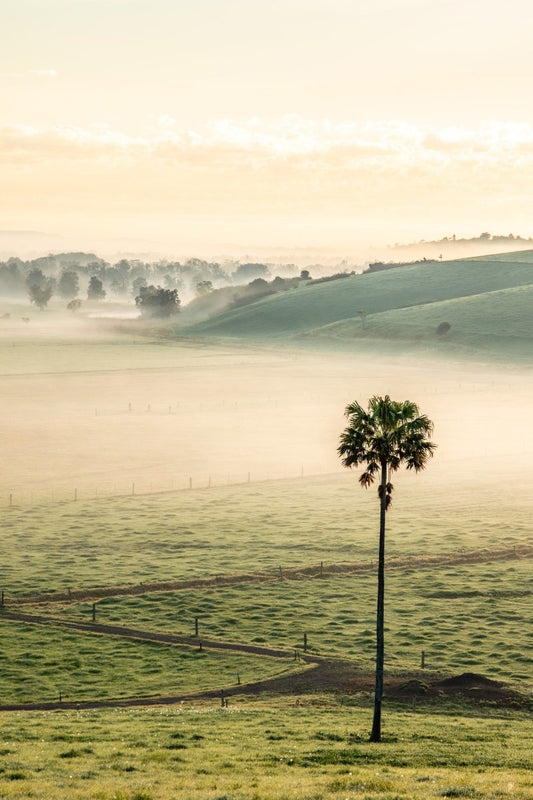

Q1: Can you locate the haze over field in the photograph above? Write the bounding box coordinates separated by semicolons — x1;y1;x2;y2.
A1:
1;318;532;513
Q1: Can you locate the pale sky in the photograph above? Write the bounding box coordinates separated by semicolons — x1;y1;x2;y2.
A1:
2;0;533;256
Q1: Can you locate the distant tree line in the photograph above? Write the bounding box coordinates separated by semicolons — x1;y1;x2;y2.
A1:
0;251;366;320
0;251;346;315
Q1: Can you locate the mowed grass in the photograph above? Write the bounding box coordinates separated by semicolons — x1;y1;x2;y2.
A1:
1;700;532;799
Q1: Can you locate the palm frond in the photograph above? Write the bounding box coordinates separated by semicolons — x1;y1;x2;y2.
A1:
339;395;435;502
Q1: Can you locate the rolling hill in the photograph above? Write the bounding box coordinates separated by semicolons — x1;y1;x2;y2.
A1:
177;252;533;360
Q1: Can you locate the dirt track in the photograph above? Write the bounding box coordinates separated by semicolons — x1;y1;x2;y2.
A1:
0;609;292;659
1;542;531;714
5;542;532;607
1;607;531;714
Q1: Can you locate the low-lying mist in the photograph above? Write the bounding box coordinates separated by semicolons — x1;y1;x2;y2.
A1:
1;318;531;517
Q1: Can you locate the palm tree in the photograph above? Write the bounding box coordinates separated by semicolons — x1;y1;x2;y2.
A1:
338;395;436;742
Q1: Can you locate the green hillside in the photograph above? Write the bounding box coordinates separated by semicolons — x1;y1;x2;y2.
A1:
468;249;533;262
178;254;533;359
308;284;533;359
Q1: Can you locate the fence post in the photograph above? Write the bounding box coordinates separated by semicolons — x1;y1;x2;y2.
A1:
420;650;426;669
92;603;96;622
195;617;199;637
303;633;308;652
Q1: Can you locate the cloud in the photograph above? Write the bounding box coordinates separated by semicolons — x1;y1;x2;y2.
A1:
3;116;533;171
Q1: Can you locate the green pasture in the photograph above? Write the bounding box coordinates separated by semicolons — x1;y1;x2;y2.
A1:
1;700;532;799
308;284;533;360
47;556;531;685
3;473;531;597
181;256;533;339
1;474;531;702
0;620;290;705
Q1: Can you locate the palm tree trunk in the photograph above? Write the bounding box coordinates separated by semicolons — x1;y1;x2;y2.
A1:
370;459;387;742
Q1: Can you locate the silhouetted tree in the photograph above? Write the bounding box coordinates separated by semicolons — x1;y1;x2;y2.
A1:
87;276;106;301
135;285;180;318
58;270;80;299
28;281;54;309
232;263;270;283
131;276;148;297
338;396;435;742
25;267;47;291
196;280;214;297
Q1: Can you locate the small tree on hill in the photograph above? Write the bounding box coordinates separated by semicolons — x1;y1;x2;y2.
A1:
436;321;451;336
358;309;368;330
135;285;180;318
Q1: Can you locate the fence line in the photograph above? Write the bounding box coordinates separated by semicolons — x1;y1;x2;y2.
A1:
3;466;345;508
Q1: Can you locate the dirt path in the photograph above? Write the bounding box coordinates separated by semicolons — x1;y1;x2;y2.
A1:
1;608;531;714
0;610;292;659
5;542;532;607
0;658;343;712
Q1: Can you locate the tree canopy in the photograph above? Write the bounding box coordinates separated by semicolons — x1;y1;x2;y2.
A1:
135;285;181;318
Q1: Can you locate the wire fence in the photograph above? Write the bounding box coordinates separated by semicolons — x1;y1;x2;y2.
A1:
3;465;344;508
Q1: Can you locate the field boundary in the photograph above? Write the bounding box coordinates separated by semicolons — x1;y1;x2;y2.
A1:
0;610;294;659
4;542;532;606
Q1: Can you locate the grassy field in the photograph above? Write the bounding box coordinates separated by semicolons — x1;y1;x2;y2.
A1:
1;700;533;799
0;619;293;705
1;471;531;702
55;558;532;682
1;297;532;798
